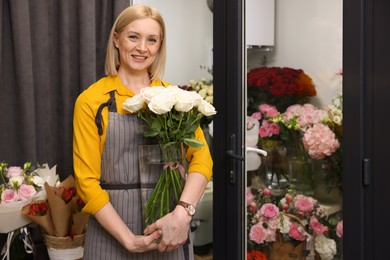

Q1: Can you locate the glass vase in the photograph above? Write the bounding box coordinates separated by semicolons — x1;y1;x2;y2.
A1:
256;139;290;195
138;143;186;227
312;159;343;205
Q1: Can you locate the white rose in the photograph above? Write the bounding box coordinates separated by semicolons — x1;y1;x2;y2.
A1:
198;99;217;116
190;91;203;106
148;92;175;114
207;85;213;96
205;96;213;104
140;86;166;103
198;88;208;98
123;94;145;113
174;90;197;112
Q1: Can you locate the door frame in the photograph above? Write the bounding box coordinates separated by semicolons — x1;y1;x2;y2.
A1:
212;0;246;259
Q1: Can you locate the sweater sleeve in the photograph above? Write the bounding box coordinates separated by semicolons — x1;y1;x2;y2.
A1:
73;92;110;215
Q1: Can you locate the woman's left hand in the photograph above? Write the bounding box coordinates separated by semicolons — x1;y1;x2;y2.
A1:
144;205;191;252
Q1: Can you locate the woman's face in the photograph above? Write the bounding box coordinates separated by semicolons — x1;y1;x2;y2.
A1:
114;18;162;74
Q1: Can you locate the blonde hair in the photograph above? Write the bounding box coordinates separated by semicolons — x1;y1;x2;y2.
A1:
105;4;166;80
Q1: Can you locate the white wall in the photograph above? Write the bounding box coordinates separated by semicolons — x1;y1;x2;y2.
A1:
247;0;343;107
131;1;342;106
132;0;213;85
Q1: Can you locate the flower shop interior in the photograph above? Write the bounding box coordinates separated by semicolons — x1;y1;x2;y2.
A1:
1;0;390;260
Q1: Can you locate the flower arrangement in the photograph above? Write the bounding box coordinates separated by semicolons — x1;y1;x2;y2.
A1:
22;175;88;259
247;66;317;114
0;162;58;233
0;162;42;203
247;187;343;260
123;85;216;226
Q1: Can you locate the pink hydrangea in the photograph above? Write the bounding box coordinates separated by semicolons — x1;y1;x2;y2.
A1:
5;166;24;179
288;223;306;241
1;189;19;203
249;223;267;244
259;203;279;219
302;123;340;159
294;195;317;213
18;184;37;200
284;104;326;130
336;220;343;238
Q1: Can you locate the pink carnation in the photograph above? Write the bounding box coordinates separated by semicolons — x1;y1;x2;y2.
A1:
294;195;317;213
259;203;279;219
288;223;306;241
5;166;24;178
1;189;19;203
18;184;37;200
302;123;340;159
336;220;343;238
249;223;267;244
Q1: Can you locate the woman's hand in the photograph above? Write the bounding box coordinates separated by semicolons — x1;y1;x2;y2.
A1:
124;229;162;253
143;205;191;252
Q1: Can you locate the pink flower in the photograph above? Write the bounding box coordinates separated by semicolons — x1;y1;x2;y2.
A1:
5;166;24;178
18;184;37;200
246;189;255;205
1;189;19;203
310;216;327;235
249;223;267;244
302;123;340;159
259;203;279;219
262;188;271;196
251;112;262;120
294;195;317;213
259;104;279;118
289;223;306;241
336;220;343;238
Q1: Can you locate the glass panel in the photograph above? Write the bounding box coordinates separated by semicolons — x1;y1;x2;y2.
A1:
245;1;343;259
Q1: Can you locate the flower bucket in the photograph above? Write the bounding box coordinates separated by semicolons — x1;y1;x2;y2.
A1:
44;233;85;260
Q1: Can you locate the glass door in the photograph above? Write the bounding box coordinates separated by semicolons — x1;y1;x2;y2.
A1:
245;1;344;259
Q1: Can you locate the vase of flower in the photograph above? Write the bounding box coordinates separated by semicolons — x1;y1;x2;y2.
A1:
257;139;290;195
139;143;186;227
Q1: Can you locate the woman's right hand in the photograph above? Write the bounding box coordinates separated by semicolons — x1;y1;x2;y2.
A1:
95;202;162;253
125;229;162;252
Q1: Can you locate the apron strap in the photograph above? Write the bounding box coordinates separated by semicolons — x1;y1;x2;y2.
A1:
95;91;117;135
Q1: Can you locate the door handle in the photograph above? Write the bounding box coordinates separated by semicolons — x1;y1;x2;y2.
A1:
226;134;244;183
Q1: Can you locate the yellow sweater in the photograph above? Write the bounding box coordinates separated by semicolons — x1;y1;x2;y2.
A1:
73;75;213;215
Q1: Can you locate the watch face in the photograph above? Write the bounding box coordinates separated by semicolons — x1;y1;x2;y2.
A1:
188;205;196;215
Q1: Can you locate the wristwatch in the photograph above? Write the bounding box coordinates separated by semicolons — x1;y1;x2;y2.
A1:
177;201;196;216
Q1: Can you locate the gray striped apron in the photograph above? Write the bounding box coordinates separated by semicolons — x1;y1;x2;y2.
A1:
83;91;193;260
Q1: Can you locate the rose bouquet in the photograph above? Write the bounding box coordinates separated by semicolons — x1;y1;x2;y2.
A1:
247;66;317;114
123;85;216;226
22;175;88;259
247;187;342;260
0;162;58;233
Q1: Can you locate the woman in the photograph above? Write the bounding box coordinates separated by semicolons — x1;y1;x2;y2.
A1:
73;4;213;260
